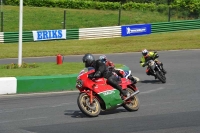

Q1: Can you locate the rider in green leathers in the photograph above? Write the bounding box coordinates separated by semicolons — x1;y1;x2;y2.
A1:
140;49;167;79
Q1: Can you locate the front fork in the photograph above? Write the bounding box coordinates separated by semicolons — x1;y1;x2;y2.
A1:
80;89;94;104
128;84;138;92
89;90;93;104
149;65;161;75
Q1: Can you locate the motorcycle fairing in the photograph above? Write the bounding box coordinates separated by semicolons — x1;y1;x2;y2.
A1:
93;78;133;109
97;88;123;109
88;79;123;109
120;78;132;89
77;67;128;109
146;68;150;73
115;69;132;78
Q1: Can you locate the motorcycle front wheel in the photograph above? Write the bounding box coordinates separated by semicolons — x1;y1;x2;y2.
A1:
156;71;166;83
77;93;101;117
123;88;140;111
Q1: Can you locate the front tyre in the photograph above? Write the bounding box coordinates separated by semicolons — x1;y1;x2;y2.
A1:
156;71;166;83
77;93;101;117
123;88;140;111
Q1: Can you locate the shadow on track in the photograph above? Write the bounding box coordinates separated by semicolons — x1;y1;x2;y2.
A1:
140;80;162;84
64;110;87;118
64;108;127;118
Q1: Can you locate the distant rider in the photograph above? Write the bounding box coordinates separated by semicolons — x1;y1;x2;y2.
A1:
82;53;129;98
140;49;167;79
99;55;137;84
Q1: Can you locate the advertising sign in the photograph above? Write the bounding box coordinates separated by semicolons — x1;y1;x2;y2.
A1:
121;24;151;37
32;29;66;41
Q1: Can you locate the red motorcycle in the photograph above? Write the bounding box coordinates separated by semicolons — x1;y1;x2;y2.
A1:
76;67;140;117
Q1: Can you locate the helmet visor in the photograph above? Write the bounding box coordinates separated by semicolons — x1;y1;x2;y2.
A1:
85;61;92;67
142;53;147;56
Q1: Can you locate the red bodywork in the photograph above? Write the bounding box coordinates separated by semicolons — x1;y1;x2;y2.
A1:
76;68;138;103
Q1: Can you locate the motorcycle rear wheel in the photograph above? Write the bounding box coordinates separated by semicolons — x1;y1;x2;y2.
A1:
77;93;101;117
122;88;140;111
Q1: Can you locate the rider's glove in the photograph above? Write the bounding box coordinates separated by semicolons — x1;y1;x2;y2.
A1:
93;71;101;78
155;54;159;58
88;74;94;79
108;66;114;71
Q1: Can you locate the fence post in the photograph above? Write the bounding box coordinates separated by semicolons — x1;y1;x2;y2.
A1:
1;12;3;32
1;0;3;32
168;0;171;22
118;2;122;26
63;10;66;29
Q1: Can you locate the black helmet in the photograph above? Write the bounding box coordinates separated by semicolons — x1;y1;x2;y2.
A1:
82;53;95;67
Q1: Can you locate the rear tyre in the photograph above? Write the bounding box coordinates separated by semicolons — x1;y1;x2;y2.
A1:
77;93;101;117
123;88;140;111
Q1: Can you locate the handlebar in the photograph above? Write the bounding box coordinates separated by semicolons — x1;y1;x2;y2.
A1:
88;74;94;79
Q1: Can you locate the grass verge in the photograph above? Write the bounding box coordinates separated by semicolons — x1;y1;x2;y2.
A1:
0;62;123;77
0;29;200;59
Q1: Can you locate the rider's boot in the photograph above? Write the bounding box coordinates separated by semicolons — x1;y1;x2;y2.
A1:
128;75;137;84
106;76;129;98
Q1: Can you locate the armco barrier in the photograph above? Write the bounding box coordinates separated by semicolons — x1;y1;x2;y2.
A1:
151;19;200;33
0;32;4;43
4;31;33;43
1;19;200;43
79;26;121;40
3;29;79;43
0;66;130;95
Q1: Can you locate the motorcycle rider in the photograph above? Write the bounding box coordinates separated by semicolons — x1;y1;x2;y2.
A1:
99;55;115;70
99;55;137;84
82;53;129;98
140;49;167;79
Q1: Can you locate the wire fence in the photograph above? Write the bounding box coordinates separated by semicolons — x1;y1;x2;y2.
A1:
0;1;199;32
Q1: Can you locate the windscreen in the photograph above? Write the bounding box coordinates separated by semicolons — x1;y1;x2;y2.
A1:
78;67;95;77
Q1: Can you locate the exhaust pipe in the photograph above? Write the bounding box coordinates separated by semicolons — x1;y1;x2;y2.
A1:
123;90;139;101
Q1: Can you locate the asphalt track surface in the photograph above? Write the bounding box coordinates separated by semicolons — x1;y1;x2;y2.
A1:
0;50;200;133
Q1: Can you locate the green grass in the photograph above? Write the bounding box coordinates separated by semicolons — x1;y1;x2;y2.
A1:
0;6;199;77
0;29;199;77
2;5;187;32
0;29;199;59
0;62;123;77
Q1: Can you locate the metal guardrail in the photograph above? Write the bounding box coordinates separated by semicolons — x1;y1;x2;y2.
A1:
0;32;4;43
3;29;79;43
79;26;121;40
1;19;200;43
151;19;200;33
4;31;33;43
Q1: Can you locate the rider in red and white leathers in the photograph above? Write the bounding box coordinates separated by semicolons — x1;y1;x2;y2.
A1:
99;55;137;84
83;53;129;97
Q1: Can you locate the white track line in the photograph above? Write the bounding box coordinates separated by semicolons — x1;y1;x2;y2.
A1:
140;87;164;94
